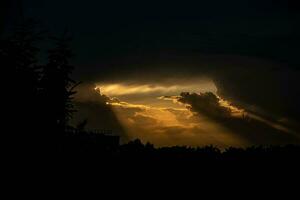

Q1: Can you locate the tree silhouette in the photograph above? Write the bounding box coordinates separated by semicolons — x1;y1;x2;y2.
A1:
40;32;78;137
0;20;47;155
5;21;42;133
4;21;80;152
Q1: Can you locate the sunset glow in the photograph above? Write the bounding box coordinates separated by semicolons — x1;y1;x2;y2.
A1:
95;81;217;97
92;81;249;148
80;80;299;148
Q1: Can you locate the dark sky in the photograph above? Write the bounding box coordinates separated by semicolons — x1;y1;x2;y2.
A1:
6;0;300;70
6;0;300;144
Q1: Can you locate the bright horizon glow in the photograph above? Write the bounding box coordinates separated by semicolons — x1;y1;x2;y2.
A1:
95;81;217;97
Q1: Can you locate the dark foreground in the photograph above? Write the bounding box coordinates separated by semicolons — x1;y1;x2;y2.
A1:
13;131;300;195
24;131;300;168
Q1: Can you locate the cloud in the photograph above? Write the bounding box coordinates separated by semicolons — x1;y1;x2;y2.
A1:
71;81;300;148
160;92;245;119
71;83;127;140
177;92;232;119
108;98;246;148
174;92;300;145
94;80;217;104
213;66;300;123
78;53;300;129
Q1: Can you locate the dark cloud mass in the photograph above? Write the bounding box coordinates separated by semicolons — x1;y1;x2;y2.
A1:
71;84;127;141
177;92;231;119
214;66;300;122
176;92;300;145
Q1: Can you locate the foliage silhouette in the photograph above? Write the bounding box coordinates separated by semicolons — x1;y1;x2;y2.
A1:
4;20;44;152
40;31;79;136
4;21;78;153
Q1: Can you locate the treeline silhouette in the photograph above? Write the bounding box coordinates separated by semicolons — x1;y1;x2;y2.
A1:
5;21;300;164
62;130;300;164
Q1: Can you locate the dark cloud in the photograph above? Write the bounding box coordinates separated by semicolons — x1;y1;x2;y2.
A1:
213;65;300;122
176;92;300;146
177;92;231;119
71;83;127;141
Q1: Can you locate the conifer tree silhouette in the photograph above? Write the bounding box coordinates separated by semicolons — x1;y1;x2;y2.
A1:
7;21;42;133
40;31;79;137
1;20;44;153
